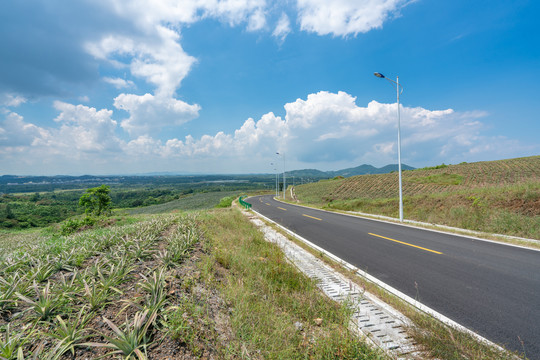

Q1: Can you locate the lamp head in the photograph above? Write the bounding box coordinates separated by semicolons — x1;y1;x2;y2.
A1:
374;72;385;78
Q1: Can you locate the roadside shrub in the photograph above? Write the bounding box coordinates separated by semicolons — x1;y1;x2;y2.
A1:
417;163;449;170
60;216;97;235
215;196;235;208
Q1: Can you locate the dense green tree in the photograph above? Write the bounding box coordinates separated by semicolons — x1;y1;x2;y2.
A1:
79;185;112;216
5;204;14;219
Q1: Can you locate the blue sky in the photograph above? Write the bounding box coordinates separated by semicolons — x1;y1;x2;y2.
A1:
1;0;539;175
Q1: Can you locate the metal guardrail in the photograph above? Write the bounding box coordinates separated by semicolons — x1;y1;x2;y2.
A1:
239;196;252;210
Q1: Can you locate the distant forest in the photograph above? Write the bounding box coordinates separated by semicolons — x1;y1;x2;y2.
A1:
0;164;414;230
0;176;270;230
0;163;414;194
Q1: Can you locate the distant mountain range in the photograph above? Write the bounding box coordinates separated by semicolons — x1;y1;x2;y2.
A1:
285;164;416;179
1;164;415;184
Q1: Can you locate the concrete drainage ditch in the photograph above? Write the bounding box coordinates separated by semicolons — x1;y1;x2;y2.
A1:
247;214;425;359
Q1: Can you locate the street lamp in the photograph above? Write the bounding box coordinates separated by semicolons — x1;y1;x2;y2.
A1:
276;152;286;199
374;72;404;222
270;163;278;197
275;170;279;197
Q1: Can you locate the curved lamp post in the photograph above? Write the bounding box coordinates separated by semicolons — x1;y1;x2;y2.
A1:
374;72;404;222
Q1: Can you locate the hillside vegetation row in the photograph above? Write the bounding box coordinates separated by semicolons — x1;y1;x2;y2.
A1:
293;156;540;240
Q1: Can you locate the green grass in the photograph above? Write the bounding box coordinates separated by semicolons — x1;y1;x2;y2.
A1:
124;191;242;214
198;209;386;359
215;195;236;208
408;173;463;185
291;177;345;205
408;312;522;360
164;292;218;357
0;228;44;256
323;184;540;240
416;163;449;171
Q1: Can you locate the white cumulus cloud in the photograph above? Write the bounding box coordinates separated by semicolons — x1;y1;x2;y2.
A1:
273;13;291;43
104;77;136;89
297;0;411;36
87;26;196;98
0;102;127;174
41;101;122;153
102;0;268;28
88;0;269;96
114;90;512;171
114;93;201;136
0;111;47;148
0;94;27;107
246;8;267;31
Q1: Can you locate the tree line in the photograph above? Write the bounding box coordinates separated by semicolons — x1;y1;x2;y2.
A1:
0;182;262;230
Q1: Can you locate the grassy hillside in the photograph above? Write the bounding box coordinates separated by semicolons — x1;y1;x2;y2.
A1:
124;191;243;214
293;156;540;239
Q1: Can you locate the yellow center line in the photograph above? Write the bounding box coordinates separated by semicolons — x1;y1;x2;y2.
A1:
278;207;287;211
265;203;271;206
303;214;322;221
368;233;443;255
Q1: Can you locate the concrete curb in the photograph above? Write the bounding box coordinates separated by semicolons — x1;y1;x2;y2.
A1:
271;197;540;251
248;206;510;356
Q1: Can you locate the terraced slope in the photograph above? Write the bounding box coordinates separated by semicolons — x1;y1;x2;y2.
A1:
293;156;540;239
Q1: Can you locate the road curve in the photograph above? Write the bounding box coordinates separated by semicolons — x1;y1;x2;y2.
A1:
247;195;540;358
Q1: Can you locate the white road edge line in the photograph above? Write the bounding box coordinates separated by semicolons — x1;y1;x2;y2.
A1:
270;197;540;252
248;214;421;357
250;207;509;355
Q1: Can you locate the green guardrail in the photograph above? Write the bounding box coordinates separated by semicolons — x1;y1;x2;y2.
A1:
239;196;252;210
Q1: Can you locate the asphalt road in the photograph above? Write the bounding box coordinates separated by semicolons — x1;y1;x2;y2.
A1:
247;195;540;358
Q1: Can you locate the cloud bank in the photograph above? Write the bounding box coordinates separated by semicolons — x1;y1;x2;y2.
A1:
2;91;535;174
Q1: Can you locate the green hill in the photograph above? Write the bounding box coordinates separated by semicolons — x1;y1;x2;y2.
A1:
293;156;540;239
287;163;415;180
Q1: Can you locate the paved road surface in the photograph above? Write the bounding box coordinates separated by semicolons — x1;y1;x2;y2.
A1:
248;195;540;358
